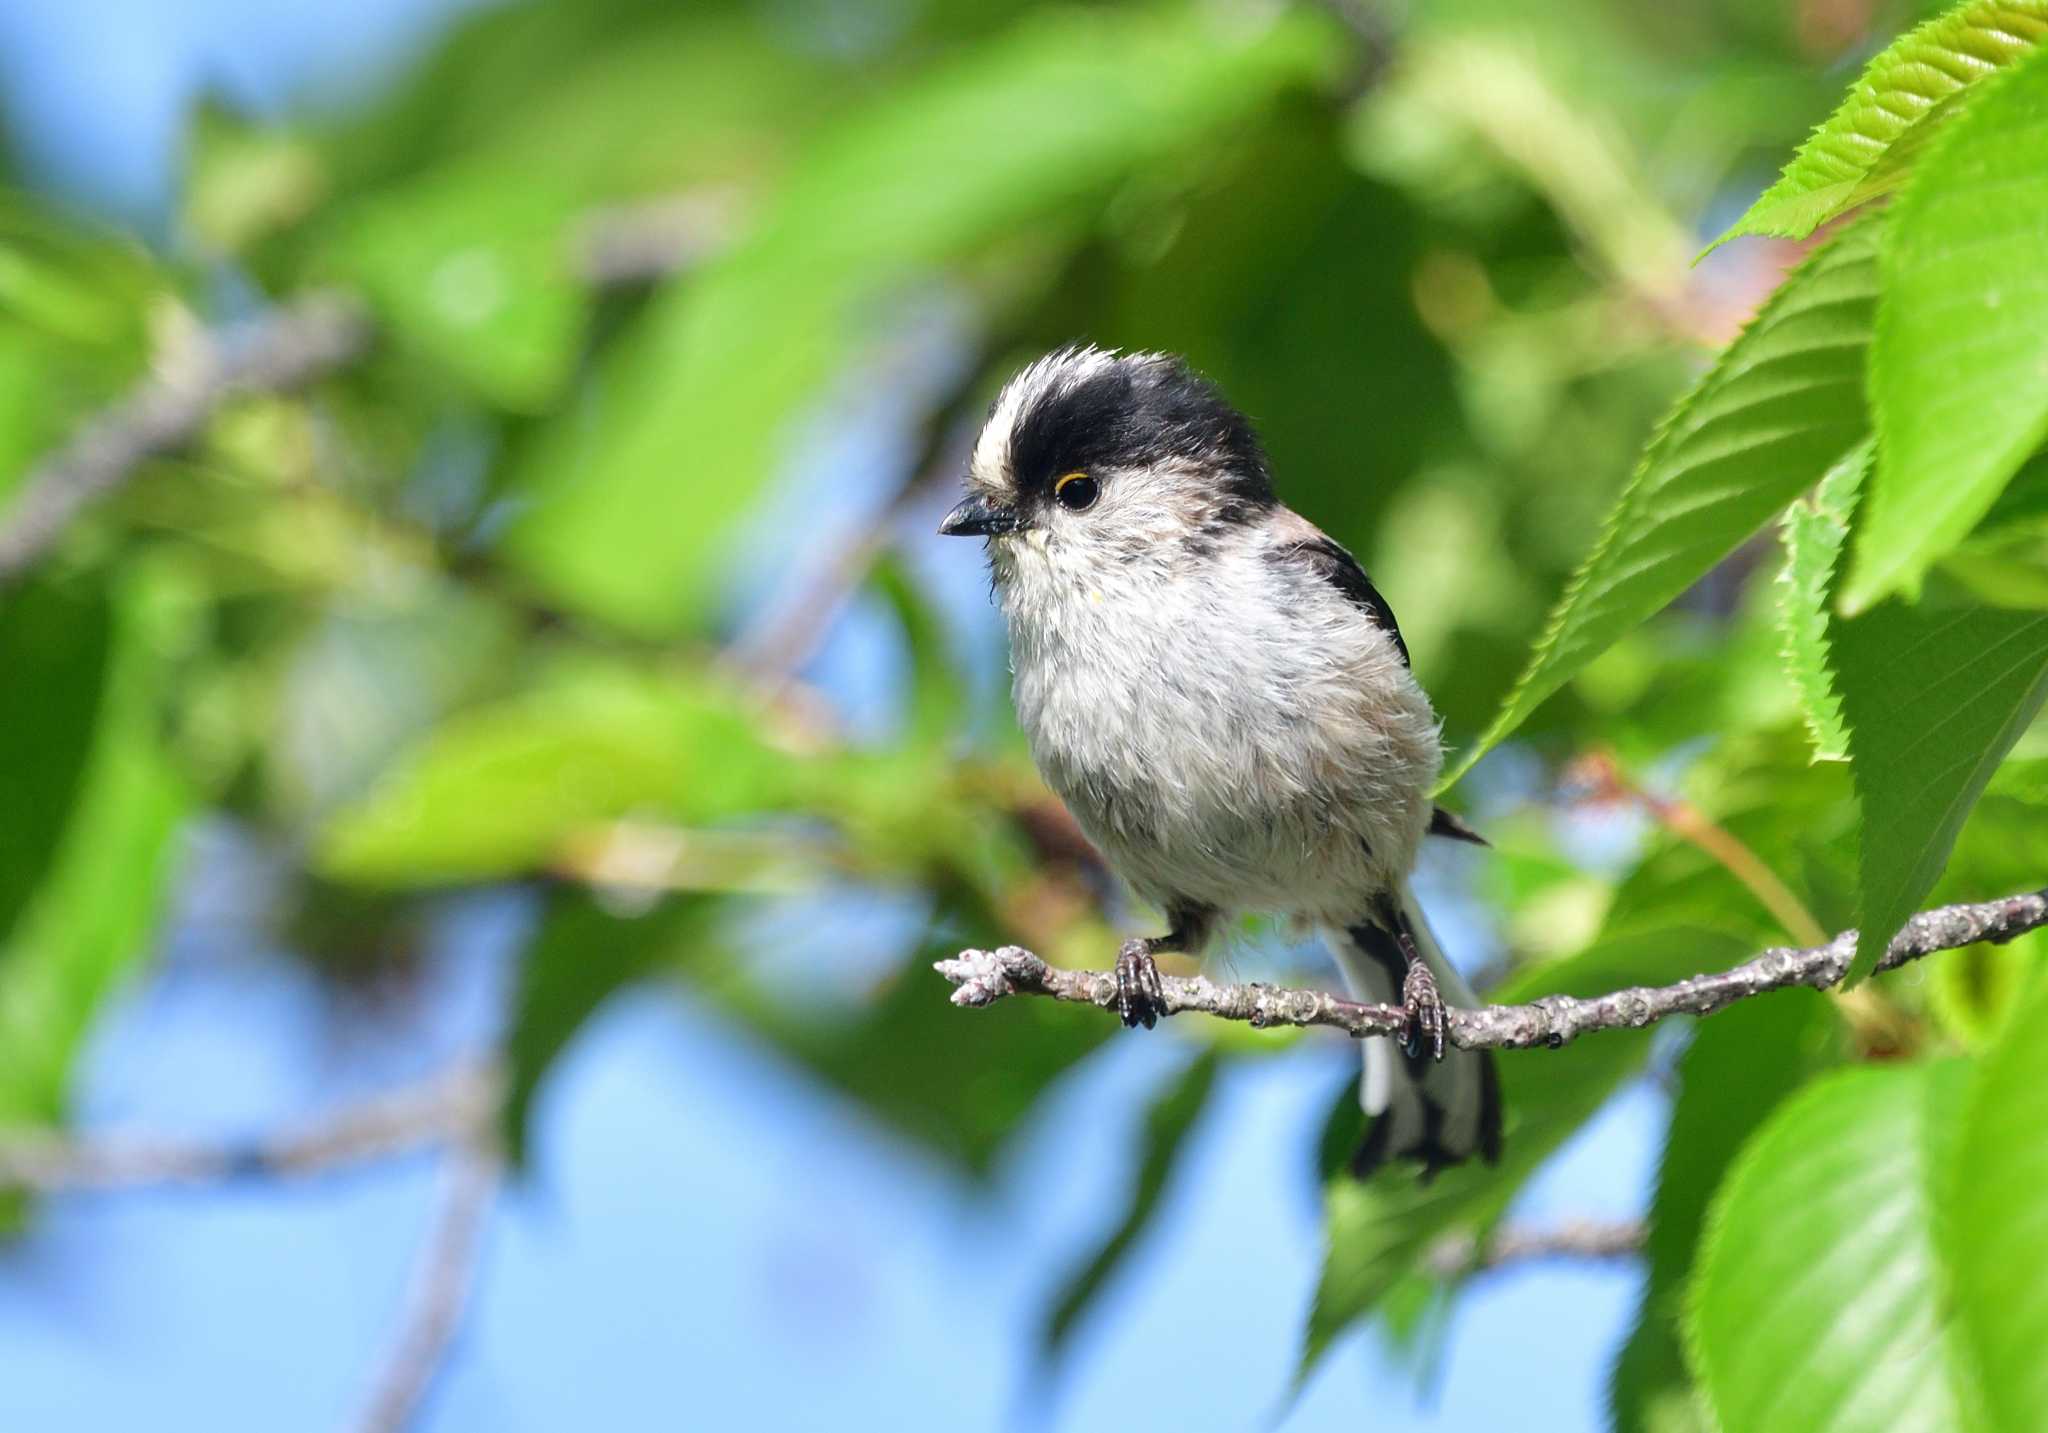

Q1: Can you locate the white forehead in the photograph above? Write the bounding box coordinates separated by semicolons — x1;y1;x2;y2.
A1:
969;345;1158;491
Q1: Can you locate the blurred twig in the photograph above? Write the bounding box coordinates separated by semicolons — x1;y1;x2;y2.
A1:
0;291;373;583
1426;1218;1645;1278
0;1062;498;1194
936;888;2048;1050
573;189;738;286
352;1148;502;1433
0;192;729;585
1566;748;1919;1054
725;349;993;684
1565;750;1826;946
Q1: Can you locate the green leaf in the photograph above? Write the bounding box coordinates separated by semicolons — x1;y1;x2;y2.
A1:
870;554;965;747
503;889;709;1167
1946;976;2048;1427
1038;1050;1220;1375
1967;445;2048;544
0;568;188;1146
1444;215;1881;789
1833;602;2048;984
314;654;795;887
329;164;587;411
0;579;112;938
1847;46;2048;611
1608;992;1844;1433
1300;926;1751;1380
503;3;1338;634
1686;1062;1974;1433
1926;930;2039;1047
0;200;159;504
728;918;1112;1176
1775;441;1870;763
1710;0;2048;247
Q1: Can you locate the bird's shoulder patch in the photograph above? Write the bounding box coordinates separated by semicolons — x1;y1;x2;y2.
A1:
1267;528;1410;668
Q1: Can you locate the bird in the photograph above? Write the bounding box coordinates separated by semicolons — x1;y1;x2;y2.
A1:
937;345;1501;1178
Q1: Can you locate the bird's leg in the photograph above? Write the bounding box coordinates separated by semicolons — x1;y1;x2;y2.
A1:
1114;908;1210;1029
1395;928;1447;1062
1114;937;1168;1029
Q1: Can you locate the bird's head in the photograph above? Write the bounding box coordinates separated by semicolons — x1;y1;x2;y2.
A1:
939;347;1274;579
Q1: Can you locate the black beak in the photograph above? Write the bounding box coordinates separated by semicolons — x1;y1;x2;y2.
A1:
938;493;1027;538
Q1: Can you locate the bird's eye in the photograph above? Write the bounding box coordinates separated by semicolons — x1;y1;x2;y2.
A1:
1053;471;1098;512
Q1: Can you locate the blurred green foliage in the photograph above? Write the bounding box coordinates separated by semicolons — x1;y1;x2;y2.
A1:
3;0;2048;1420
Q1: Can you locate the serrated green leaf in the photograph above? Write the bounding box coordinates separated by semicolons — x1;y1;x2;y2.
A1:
1300;927;1750;1381
1444;217;1881;788
1608;992;1844;1433
1037;1050;1219;1375
1711;0;2048;248
1847;46;2048;612
1776;441;1871;763
1834;602;2048;984
315;655;795;887
1947;976;2048;1427
503;3;1338;635
1686;1062;1973;1433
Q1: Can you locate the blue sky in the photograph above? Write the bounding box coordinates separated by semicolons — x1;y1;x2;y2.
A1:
0;3;1663;1427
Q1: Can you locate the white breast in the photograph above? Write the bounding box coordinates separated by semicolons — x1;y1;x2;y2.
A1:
995;522;1440;928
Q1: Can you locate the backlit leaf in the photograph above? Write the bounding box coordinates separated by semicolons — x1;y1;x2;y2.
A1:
1846;46;2048;610
315;654;794;886
1687;1062;1974;1433
1607;992;1843;1433
1445;217;1881;788
1946;976;2048;1427
1833;602;2048;985
1775;441;1870;762
1711;0;2048;247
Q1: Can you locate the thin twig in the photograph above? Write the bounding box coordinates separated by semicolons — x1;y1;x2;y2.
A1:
1566;749;1920;1054
934;888;2048;1050
0;192;729;585
725;347;996;682
351;1148;501;1433
1566;749;1826;947
0;1063;497;1195
0;292;373;582
1427;1218;1646;1278
572;190;737;287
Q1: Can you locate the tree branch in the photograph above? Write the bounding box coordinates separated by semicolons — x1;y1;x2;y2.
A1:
0;193;728;585
351;1147;501;1433
0;1063;496;1195
0;291;373;582
1427;1218;1646;1278
934;888;2048;1050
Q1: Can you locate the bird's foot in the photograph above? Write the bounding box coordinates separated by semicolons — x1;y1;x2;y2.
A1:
1114;939;1166;1029
1400;953;1446;1062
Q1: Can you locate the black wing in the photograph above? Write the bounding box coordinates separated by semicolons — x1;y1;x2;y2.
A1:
1281;534;1410;668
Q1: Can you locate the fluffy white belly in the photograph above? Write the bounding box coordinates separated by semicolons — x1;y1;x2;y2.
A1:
1003;552;1438;926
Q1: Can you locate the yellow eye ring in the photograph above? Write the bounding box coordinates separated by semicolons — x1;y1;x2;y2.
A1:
1053;471;1099;511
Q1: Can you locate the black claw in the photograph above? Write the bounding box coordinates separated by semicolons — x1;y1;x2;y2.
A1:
1401;952;1446;1063
1115;940;1165;1029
